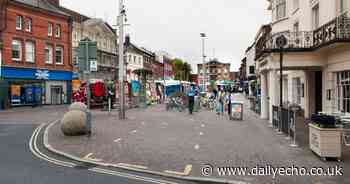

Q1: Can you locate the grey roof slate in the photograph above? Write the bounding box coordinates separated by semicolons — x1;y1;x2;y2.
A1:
13;0;69;17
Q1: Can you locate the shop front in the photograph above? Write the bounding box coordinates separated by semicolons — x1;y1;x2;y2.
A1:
1;67;72;107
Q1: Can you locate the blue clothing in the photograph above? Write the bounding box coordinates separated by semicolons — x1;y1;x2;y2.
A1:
188;88;195;97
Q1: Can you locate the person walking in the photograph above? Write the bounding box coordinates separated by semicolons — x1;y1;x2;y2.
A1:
216;88;224;115
188;85;196;114
227;89;233;120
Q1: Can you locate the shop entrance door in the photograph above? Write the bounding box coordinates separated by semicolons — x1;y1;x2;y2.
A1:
51;86;62;105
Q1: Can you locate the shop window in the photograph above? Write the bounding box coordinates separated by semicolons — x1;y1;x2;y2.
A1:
45;44;53;64
55;46;63;64
12;40;22;61
16;15;22;30
25;18;32;32
55;24;61;38
25;41;35;63
48;23;53;37
10;83;43;106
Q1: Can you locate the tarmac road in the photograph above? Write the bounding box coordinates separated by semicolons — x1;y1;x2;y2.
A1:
0;123;198;184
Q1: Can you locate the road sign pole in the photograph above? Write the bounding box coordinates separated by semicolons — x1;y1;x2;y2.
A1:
85;42;91;109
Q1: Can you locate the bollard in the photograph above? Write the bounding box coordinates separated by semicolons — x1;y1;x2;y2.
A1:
277;106;283;134
86;110;92;137
108;97;111;115
289;104;300;147
285;102;291;140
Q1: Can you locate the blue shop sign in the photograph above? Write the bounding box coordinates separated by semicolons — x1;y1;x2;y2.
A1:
1;67;72;81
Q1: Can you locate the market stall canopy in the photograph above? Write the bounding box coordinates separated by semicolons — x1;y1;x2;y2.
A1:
165;80;181;86
215;80;233;86
153;80;181;86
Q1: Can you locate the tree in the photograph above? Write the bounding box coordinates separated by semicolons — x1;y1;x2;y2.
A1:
171;58;192;81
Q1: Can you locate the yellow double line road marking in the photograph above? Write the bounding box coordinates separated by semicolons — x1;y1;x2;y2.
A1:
164;165;193;176
90;167;179;184
29;123;179;184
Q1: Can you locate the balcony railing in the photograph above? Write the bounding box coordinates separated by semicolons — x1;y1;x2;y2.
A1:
256;14;350;60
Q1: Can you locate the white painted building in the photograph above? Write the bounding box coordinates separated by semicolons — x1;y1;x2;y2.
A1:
126;43;144;82
245;43;257;96
256;0;350;122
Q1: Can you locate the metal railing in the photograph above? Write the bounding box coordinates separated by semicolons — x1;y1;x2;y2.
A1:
256;14;350;59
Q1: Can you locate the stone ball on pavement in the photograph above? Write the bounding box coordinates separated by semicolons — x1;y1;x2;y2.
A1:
68;102;87;112
61;110;87;136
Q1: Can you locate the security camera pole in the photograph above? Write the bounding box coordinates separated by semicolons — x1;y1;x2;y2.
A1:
118;0;126;120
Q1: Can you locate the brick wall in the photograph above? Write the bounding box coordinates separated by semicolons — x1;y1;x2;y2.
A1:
1;2;72;72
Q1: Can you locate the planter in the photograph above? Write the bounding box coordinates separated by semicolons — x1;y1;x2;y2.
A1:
309;123;342;161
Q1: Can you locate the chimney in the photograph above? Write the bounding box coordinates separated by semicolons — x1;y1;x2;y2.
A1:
46;0;59;6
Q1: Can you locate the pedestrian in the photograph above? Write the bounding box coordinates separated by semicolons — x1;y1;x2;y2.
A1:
216;88;224;115
188;85;195;115
227;89;233;120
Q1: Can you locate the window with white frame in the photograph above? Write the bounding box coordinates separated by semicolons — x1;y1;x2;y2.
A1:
335;71;350;113
12;40;22;61
48;23;53;36
55;46;63;64
272;0;286;21
16;16;22;30
292;78;302;105
55;24;61;38
312;4;320;29
25;18;32;32
45;45;53;64
25;41;35;63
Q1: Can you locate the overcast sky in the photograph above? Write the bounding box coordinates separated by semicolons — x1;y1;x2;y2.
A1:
61;0;270;72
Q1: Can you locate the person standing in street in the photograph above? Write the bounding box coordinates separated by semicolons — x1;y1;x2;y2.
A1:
216;88;224;115
188;85;196;114
227;89;233;120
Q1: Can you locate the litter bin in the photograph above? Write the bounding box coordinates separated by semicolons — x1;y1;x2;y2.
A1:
230;101;244;120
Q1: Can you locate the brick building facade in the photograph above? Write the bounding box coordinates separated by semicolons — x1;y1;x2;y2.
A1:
0;0;73;108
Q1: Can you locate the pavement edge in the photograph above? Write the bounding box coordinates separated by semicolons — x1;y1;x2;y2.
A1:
43;120;247;184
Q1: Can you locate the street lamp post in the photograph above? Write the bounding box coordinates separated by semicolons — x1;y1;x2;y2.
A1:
200;33;206;92
118;0;126;120
276;35;287;134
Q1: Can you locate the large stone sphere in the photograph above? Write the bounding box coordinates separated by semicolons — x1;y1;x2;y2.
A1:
69;102;87;112
61;110;87;136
